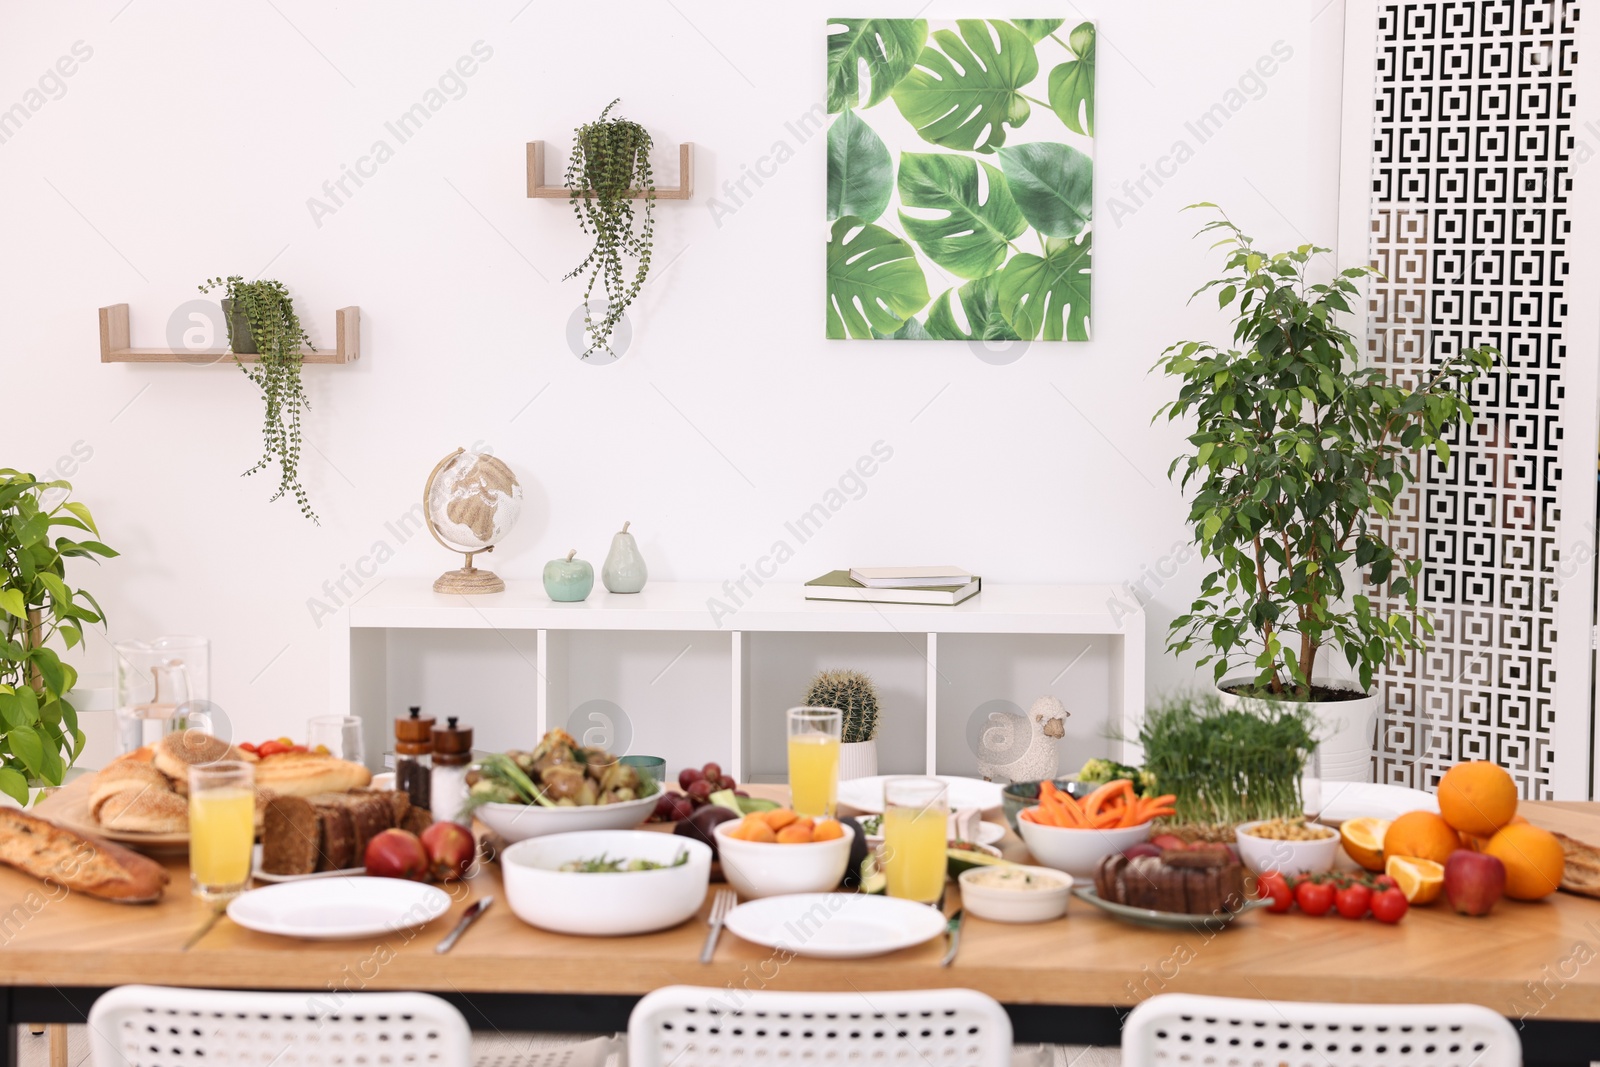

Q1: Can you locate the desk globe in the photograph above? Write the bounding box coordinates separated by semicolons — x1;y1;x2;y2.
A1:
423;447;522;594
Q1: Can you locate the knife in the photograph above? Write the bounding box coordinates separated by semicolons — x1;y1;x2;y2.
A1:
181;904;226;952
435;896;493;954
938;908;964;968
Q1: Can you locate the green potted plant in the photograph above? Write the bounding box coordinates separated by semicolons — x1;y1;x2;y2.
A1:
1156;206;1497;780
564;98;655;359
0;471;115;804
804;668;880;779
199;275;318;523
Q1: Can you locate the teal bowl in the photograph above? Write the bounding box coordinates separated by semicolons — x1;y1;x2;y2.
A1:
1001;778;1094;834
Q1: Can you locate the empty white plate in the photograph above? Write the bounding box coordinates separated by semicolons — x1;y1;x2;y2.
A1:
724;893;947;959
1310;780;1439;823
838;775;1004;815
228;876;450;940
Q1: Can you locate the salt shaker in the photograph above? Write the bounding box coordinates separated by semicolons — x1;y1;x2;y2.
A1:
430;716;474;825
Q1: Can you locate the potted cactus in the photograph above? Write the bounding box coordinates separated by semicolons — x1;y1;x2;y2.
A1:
803;668;880;780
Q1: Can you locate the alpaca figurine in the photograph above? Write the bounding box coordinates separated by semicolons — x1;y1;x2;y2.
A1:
976;696;1068;783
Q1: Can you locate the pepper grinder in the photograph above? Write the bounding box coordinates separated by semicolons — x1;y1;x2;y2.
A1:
430;716;474;826
394;706;434;809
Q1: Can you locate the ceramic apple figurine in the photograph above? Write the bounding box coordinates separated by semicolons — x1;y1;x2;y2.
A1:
543;550;593;602
602;520;648;593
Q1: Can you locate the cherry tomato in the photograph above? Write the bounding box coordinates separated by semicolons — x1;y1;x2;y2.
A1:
237;741;257;754
1370;887;1409;924
257;740;289;758
1256;871;1293;913
1335;883;1372;920
1294;880;1335;917
1373;874;1397;890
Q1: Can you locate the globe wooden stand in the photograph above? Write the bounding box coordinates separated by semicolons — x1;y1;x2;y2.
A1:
424;448;512;596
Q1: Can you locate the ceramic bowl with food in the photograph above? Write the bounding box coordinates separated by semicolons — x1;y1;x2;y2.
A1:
1000;779;1090;834
1017;812;1151;878
713;820;854;899
501;829;712;936
958;864;1072;923
1234;819;1340;876
473;792;657;843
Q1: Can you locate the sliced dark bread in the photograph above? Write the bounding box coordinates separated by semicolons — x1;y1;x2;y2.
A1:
311;801;356;871
261;796;320;876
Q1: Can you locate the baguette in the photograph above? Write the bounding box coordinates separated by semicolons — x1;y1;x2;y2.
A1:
255;754;372;798
0;808;168;903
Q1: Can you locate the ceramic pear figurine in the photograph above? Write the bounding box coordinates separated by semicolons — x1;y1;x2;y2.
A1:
543;550;593;602
601;520;648;593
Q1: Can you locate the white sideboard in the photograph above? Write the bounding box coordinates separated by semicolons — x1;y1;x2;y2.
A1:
332;581;1145;782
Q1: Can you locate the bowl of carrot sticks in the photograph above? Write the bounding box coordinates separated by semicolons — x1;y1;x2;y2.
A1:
1017;780;1177;877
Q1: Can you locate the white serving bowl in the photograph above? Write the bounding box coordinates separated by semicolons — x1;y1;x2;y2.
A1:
713;820;854;900
474;792;657;843
501;829;711;936
958;865;1072;924
1017;810;1152;878
1234;820;1340;876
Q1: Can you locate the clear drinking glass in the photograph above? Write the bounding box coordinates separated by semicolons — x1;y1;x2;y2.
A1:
883;777;949;904
307;715;365;763
786;707;841;818
113;636;210;754
188;760;255;902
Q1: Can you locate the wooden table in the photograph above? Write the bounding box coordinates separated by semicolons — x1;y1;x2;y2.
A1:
5;800;1600;1066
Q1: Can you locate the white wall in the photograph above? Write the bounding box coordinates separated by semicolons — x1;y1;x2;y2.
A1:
1;1;1347;757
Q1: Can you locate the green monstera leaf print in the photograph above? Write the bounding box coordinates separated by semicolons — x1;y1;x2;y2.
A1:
826;216;931;339
896;152;1027;279
996;232;1092;341
827;109;894;223
925;275;1021;341
827;18;928;113
1012;18;1065;42
890;19;1038;153
1047;21;1095;136
996;141;1093;238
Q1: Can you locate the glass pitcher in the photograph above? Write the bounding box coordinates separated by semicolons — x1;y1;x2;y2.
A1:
113;636;211;754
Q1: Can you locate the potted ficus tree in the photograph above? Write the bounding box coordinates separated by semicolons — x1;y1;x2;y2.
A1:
0;471;115;804
1156;206;1497;780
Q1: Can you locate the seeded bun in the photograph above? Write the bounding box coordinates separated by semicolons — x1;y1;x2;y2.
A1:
152;731;256;782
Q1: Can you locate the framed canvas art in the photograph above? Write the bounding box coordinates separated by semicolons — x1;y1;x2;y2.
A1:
825;18;1095;341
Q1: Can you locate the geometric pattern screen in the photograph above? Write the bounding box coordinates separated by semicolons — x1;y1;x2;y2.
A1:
1365;0;1574;798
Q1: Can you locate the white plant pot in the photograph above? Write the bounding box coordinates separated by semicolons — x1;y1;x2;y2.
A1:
839;740;878;780
1216;675;1379;783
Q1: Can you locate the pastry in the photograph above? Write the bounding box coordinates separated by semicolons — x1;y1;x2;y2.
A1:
253;753;372;798
0;808;168;903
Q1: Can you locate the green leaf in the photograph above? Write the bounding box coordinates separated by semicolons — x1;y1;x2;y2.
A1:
0;687;37;731
0;588;25;620
62;501;98;536
827;18;927;112
896;152;1027;279
925;276;1021;341
1045;22;1095;136
1012;18;1065;42
826;216;931;339
826;110;894;223
995;141;1093;238
7;725;44;778
995;232;1092;341
0;768;25;806
891;19;1038;153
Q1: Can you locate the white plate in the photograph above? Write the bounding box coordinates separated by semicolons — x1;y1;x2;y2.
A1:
1309;780;1439;823
837;776;1004;815
724;893;947;959
251;844;363;884
227;876;450;940
862;819;1005;849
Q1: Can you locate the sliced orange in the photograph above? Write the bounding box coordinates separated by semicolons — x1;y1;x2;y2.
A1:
1386;855;1445;904
1340;817;1391;871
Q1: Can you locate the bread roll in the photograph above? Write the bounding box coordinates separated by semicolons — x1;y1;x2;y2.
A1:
254;754;371;798
0;808;168;903
152;731;255;782
90;762;171;819
95;788;189;834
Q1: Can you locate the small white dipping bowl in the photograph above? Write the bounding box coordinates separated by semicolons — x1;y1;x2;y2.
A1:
958;865;1072;924
713;820;854;900
501;830;711;936
1234;820;1339;877
1017;810;1152;878
474;792;657;844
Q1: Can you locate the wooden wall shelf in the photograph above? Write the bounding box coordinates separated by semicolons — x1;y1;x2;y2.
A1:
98;304;360;364
526;141;694;200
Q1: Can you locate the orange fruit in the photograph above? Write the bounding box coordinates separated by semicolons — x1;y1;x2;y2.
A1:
1483;823;1565;901
1340;817;1391;871
811;819;844;842
1383;811;1461;866
1437;761;1519;837
1386;855;1446;904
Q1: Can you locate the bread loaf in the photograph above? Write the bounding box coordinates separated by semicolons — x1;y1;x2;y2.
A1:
311;801;356;871
1092;848;1248;916
255;754;371;798
0;808;168;903
260;790;416;874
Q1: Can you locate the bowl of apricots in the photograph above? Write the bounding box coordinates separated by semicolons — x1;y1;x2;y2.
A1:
714;808;854;899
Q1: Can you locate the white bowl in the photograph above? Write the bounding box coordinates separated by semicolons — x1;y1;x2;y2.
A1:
1234;820;1339;876
958;865;1072;924
1017;810;1152;878
501;829;711;936
474;792;657;843
713;820;854;900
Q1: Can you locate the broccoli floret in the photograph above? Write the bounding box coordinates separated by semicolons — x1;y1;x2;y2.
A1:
1078;758;1119;783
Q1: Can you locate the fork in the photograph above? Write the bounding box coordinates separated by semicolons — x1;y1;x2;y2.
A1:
700;888;737;963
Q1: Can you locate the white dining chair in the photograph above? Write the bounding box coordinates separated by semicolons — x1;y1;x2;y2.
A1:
627;985;1014;1066
1122;992;1521;1067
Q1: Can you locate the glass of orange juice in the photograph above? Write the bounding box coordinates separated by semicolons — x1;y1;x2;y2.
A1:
883;777;948;904
786;707;841;817
188;760;255;902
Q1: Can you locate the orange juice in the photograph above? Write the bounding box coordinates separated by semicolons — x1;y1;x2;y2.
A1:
883;804;947;902
787;733;840;817
189;786;254;893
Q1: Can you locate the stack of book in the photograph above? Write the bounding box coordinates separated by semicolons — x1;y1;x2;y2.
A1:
804;566;980;606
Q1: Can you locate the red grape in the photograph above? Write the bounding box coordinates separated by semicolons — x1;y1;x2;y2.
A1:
701;762;723;782
678;767;704;791
686;779;714;802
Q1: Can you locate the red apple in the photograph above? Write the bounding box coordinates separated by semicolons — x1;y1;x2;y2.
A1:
1444;849;1506;916
421;821;475;882
365;829;429;881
